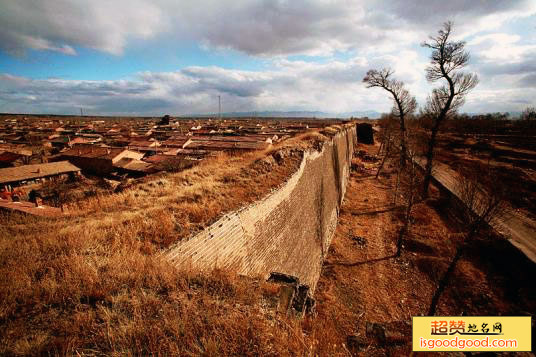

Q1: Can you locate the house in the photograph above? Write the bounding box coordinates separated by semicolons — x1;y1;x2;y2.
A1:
143;154;194;172
187;135;274;144
162;136;189;148
0;146;33;167
113;158;155;176
50;136;71;148
0;151;24;167
0;161;81;187
69;137;94;146
126;140;162;156
54;145;144;175
181;135;271;153
183;140;269;152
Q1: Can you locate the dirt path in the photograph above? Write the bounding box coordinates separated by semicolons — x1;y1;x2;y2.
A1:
309;146;438;356
309;146;536;356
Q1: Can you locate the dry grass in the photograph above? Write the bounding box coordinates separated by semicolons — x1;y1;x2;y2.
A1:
0;246;306;355
0;127;340;355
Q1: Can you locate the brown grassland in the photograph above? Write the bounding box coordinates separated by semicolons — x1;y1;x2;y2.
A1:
0;127;343;356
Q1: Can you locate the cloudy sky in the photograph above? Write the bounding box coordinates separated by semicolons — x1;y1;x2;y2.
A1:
0;0;535;116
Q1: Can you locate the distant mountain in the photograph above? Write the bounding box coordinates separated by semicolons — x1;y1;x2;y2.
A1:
179;110;382;119
336;111;383;119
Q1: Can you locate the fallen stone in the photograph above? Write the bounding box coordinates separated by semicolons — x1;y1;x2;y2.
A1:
350;235;367;246
366;321;412;346
277;285;295;314
346;335;368;352
366;322;386;344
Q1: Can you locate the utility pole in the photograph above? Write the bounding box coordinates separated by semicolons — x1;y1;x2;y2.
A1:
218;95;221;119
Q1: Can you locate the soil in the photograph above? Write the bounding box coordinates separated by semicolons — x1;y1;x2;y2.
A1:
435;133;536;218
308;143;536;356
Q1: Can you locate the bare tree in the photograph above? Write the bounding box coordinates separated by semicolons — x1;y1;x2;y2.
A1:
421;21;479;197
521;106;536;121
363;68;417;166
375;115;396;178
428;165;507;315
394;144;422;257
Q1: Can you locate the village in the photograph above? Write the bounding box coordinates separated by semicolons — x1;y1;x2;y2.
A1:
0;114;347;216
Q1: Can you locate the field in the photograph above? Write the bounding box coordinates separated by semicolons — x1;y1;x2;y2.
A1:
434;119;536;217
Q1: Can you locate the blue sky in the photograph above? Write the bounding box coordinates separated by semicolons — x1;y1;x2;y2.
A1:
1;0;535;116
0;42;272;81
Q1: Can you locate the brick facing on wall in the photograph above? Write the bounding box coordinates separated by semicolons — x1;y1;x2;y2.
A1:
165;126;357;292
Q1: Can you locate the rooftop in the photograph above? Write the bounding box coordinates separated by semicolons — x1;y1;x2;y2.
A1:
0;199;64;217
183;140;270;151
60;145;126;160
113;158;154;173
0;161;81;184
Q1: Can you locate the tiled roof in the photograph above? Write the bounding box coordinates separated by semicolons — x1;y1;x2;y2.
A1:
188;135;271;143
126;145;159;152
60;145;125;160
175;148;210;156
162;137;189;147
0;199;64;217
113;158;154;173
0;161;80;184
0;151;23;163
0;145;32;156
184;140;269;151
143;154;178;164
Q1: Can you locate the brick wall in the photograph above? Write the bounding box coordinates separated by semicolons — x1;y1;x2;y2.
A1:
165;125;357;292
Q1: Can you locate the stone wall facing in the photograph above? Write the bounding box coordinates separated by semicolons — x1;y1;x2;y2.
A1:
165;125;357;292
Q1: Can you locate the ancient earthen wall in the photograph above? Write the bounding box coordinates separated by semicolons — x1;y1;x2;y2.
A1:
165;126;356;291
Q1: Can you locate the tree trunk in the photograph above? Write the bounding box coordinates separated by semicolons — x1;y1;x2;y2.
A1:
428;222;480;316
422;125;439;198
422;70;455;198
376;137;391;178
399;117;407;168
428;243;463;316
395;216;410;258
393;168;401;205
376;150;389;178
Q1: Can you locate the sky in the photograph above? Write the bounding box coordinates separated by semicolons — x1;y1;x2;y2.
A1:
0;0;535;116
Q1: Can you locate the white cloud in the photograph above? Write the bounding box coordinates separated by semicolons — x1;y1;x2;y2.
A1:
16;34;77;55
465;87;536;112
1;50;534;115
2;0;535;57
0;0;165;55
2;47;532;117
469;33;536;63
0;58;394;115
378;0;536;37
1;1;535;114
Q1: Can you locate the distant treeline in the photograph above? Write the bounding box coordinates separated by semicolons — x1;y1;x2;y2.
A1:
397;110;536;137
